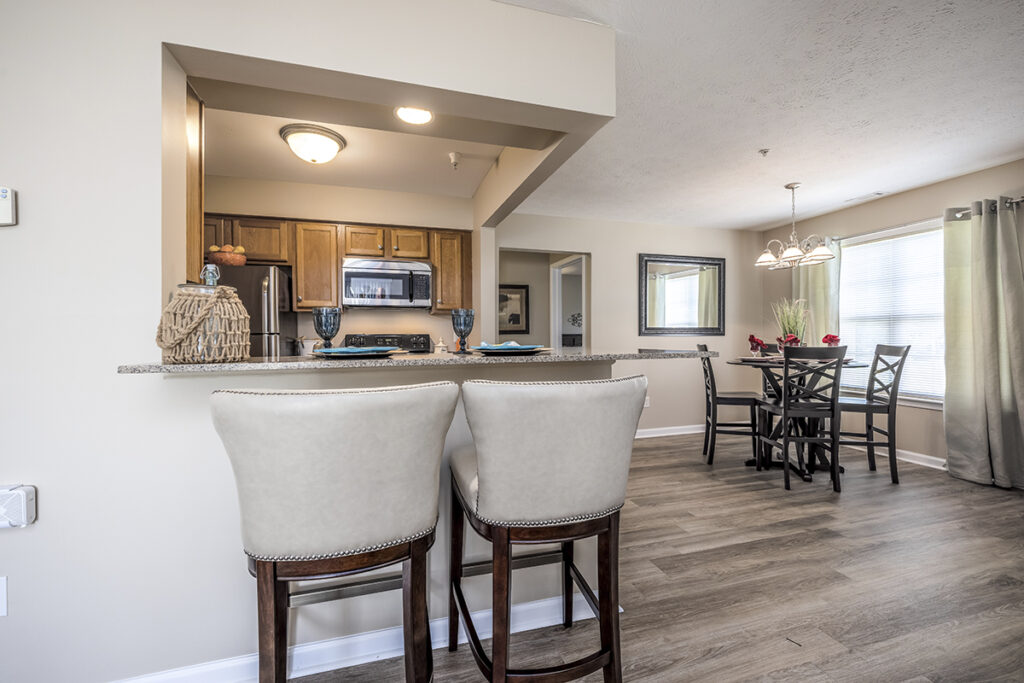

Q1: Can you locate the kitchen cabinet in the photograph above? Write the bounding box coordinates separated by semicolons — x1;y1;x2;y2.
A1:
431;231;471;313
231;217;289;262
390;228;429;258
294;222;338;309
203;215;289;263
344;226;386;257
203;216;226;253
343;226;429;259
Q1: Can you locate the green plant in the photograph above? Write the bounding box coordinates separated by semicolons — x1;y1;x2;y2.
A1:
772;297;808;340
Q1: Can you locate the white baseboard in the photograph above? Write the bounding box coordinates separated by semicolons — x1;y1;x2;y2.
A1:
634;425;948;472
635;424;704;439
116;593;599;683
846;445;947;471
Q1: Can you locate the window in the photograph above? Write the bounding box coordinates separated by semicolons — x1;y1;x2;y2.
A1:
664;271;699;327
838;219;944;400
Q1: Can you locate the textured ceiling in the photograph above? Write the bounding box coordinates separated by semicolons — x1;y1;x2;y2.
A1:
205;109;503;199
498;0;1024;230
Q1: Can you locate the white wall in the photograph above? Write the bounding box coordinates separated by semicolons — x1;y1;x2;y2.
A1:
0;2;613;681
758;158;1024;460
497;250;551;346
206;176;474;231
497;214;764;430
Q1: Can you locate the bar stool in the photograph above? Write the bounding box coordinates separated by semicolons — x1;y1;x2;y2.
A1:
211;382;460;683
448;375;648;683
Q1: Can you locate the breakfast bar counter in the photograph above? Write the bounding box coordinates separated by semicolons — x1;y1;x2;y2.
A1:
117;349;713;375
116;348;714;658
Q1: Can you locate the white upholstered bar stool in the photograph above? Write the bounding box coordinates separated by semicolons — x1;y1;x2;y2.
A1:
211;382;459;683
448;375;648;683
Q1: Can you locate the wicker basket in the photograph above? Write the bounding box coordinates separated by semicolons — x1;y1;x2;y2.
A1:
156;284;250;363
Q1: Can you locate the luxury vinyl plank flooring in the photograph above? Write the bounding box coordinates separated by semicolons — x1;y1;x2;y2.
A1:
298;434;1024;682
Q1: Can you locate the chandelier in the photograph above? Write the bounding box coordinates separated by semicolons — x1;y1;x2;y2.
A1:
755;183;835;269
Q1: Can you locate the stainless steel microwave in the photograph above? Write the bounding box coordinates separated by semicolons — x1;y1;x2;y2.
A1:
341;258;433;308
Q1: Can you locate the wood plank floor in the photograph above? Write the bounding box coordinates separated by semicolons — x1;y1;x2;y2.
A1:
298;434;1024;682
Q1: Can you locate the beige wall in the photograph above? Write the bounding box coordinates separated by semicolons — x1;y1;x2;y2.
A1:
0;2;613;680
497;214;764;430
757;158;1024;460
206;175;474;231
497;250;552;346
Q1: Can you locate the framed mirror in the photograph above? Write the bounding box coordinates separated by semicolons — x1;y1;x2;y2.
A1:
639;253;725;336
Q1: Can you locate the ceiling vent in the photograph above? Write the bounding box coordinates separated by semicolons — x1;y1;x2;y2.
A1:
844;191;886;203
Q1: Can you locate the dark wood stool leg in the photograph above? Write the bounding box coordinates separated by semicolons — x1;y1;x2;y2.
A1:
449;485;465;652
598;513;623;683
887;412;900;484
256;560;288;683
404;537;432;683
492;526;512;682
865;413;877;471
561;540;574;628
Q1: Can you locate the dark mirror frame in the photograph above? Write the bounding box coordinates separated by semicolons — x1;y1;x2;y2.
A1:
638;253;726;336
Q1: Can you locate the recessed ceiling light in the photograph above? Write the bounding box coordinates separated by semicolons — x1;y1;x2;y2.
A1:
395;106;433;125
279;124;346;164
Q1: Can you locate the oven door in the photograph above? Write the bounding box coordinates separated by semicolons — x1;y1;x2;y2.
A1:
342;259;432;307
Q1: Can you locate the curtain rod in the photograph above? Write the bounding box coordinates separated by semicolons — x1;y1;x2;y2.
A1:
952;196;1022;219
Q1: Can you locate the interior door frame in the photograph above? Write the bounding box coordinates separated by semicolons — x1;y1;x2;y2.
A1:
549;254;589;351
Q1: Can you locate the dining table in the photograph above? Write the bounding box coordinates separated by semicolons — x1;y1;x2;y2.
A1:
726;354;869;480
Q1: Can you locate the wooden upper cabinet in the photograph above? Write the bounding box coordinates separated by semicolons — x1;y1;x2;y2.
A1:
344;226;386;257
432;231;470;312
294;223;338;309
231;218;289;262
390;228;429;258
203;216;225;253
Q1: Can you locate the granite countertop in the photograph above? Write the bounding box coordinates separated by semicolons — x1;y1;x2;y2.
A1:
118;349;715;375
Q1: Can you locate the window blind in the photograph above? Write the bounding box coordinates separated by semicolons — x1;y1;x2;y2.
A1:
838;228;945;399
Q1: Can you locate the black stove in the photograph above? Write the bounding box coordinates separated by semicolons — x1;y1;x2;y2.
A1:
343;333;433;353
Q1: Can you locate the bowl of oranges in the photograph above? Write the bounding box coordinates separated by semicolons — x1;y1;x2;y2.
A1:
207;244;247;266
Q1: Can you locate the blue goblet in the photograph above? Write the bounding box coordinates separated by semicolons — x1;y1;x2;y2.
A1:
312;306;341;349
451;308;475;354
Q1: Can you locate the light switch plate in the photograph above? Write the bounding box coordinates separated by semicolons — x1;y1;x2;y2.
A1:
0;187;18;226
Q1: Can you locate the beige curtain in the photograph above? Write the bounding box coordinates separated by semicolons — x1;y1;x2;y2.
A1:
944;199;1024;489
697;267;718;328
793;238;840;345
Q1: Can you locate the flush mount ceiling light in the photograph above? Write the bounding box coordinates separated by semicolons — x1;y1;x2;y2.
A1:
279;124;346;164
395;106;433;125
754;182;836;269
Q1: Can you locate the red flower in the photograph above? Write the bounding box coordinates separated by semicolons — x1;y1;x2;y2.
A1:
748;334;767;351
822;333;840;345
777;334;801;346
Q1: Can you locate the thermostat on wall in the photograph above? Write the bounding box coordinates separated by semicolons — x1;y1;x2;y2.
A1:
0;485;36;528
0;187;18;226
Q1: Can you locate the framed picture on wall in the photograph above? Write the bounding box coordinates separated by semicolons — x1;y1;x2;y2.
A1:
498;284;530;334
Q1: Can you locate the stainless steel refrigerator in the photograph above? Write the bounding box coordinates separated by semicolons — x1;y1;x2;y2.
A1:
216;265;297;357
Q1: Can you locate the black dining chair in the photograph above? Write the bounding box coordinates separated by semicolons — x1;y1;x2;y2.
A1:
697;344;762;465
838;344;911;484
758;345;846;491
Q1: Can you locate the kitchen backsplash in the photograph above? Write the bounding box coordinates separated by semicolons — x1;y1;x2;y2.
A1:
296;308;460;347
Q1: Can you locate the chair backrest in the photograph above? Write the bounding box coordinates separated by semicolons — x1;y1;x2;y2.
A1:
760;343;781;397
461;375;647;525
781;345;846;413
866;344;911;406
696;343;717;403
211;382;459;560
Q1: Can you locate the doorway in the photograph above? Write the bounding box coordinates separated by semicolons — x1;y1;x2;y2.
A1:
550;254;589;353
